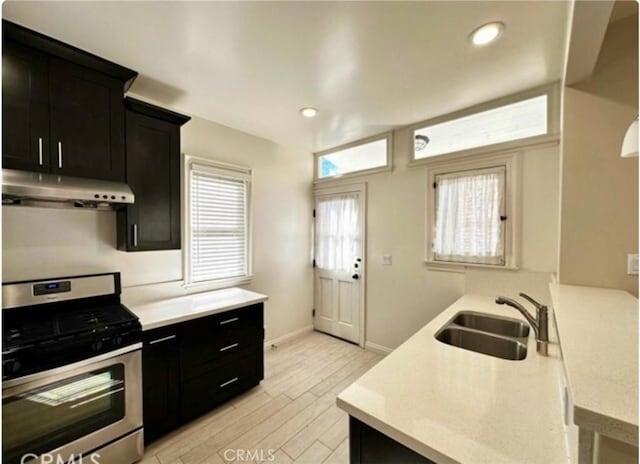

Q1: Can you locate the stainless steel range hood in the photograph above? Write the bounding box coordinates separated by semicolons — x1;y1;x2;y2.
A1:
2;169;134;210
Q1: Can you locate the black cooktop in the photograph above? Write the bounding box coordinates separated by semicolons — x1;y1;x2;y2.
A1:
3;295;139;347
2;273;142;380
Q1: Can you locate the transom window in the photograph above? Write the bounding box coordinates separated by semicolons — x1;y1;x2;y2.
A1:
315;133;392;180
413;87;557;161
185;157;252;286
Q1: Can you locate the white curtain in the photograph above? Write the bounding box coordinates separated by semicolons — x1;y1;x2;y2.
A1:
315;193;360;272
433;168;505;265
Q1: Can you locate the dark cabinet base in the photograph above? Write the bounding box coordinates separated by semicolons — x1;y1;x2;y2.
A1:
142;326;180;444
142;304;264;445
349;417;435;464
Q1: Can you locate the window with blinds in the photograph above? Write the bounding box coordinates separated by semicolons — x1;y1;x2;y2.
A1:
186;160;251;285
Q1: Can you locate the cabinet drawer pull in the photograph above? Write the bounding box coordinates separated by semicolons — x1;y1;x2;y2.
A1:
57;141;63;168
220;317;239;325
38;138;43;166
132;224;138;247
220;377;239;388
148;334;176;345
219;343;239;352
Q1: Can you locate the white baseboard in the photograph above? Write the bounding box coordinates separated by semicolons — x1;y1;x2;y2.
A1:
264;325;314;350
364;341;394;355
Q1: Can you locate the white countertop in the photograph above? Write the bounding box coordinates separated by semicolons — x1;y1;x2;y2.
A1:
550;284;638;445
126;287;268;331
337;294;569;464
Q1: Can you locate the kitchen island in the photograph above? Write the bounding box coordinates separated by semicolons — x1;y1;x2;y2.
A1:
550;284;638;464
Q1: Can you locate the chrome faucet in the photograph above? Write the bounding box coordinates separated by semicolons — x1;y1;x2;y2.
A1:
495;293;549;356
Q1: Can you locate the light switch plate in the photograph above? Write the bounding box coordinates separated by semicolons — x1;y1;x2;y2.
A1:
627;254;639;275
382;255;392;265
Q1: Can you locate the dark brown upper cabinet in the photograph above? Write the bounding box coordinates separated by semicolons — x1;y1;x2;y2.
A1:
48;58;126;181
117;98;190;252
1;20;137;181
2;40;50;173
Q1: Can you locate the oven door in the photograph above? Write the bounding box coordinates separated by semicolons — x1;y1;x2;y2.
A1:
2;344;142;464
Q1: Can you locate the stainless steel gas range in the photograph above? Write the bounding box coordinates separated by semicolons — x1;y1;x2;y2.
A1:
2;273;143;464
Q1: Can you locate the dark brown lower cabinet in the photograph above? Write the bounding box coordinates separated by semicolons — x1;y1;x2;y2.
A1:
142;303;264;444
142;326;181;443
349;417;435;464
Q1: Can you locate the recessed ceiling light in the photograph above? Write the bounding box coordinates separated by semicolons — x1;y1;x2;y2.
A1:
300;107;318;118
470;22;504;46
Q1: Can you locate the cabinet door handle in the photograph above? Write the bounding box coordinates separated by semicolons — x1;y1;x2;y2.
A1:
219;343;239;352
132;224;138;247
148;334;176;345
220;377;239;388
220;317;239;326
57;141;63;168
38;138;43;166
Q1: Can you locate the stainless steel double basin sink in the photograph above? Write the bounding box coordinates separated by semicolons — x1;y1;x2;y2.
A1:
435;311;530;361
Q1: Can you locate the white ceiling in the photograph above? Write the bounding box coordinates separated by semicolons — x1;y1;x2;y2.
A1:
3;1;570;152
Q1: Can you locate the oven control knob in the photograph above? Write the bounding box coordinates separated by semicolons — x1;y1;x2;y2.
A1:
92;340;103;352
112;334;123;347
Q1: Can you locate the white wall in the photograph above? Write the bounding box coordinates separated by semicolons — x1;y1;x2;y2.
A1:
1;114;560;351
319;125;561;350
1;108;561;352
559;14;639;297
2;114;314;343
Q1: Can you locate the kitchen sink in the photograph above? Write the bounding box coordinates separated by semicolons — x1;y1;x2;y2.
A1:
436;327;528;361
451;311;530;338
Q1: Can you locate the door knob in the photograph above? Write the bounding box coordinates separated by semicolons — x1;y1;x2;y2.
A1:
352;274;360;280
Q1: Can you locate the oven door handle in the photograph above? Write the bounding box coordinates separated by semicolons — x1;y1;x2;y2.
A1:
2;343;142;392
69;387;125;409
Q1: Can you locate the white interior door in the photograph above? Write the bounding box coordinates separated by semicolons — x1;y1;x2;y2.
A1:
313;184;365;345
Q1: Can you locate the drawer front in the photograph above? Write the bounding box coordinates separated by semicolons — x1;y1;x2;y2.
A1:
181;349;261;420
180;326;262;380
184;304;263;337
178;304;263;380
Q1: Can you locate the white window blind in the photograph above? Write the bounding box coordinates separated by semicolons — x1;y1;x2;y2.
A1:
433;166;506;265
188;162;250;284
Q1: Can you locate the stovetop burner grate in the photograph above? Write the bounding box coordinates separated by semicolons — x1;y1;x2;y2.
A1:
3;300;139;348
2;273;142;381
2;320;57;347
